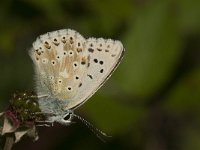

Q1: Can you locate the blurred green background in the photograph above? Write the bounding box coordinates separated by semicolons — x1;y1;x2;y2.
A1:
0;0;200;149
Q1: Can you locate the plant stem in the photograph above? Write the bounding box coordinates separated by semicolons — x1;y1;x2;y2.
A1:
3;136;14;150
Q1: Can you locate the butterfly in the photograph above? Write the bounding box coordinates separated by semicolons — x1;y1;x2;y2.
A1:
29;29;124;126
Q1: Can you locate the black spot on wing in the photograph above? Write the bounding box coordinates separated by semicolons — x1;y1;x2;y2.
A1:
87;74;93;79
88;48;94;53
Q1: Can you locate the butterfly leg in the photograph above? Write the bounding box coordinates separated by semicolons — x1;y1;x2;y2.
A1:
36;120;54;127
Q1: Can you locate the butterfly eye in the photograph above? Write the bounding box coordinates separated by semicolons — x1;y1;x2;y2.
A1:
63;112;73;121
63;113;71;121
61;111;73;123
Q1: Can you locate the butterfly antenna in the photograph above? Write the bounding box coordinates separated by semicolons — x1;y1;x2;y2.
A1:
72;113;111;143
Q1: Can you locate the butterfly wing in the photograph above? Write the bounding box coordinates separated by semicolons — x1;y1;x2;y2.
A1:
30;29;89;102
29;29;124;111
65;37;124;110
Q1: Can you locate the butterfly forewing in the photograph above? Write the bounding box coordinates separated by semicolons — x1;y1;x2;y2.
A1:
30;29;89;101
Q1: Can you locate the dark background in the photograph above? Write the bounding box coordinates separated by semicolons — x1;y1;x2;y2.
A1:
0;0;200;149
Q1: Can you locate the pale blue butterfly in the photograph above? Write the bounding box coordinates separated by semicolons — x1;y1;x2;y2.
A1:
29;29;124;129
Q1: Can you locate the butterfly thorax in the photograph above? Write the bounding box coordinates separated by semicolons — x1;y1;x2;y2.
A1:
37;96;73;124
38;95;65;112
